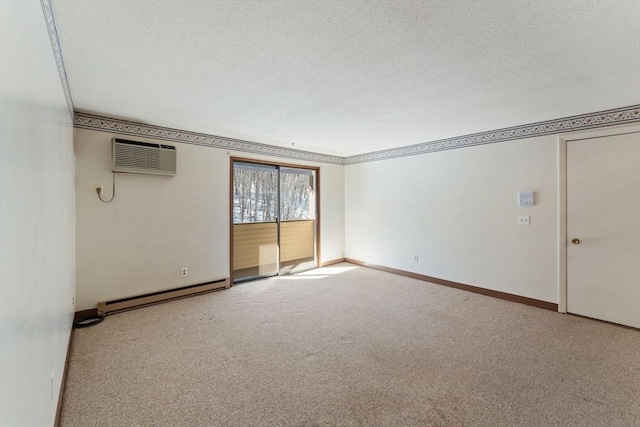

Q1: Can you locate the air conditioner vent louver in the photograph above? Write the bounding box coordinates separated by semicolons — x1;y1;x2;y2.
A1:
112;138;176;176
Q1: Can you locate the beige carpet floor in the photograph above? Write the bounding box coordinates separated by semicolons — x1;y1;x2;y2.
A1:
60;263;640;426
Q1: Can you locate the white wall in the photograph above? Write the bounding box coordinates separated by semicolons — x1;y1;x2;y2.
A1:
75;128;345;310
318;162;345;262
345;136;559;303
0;2;75;426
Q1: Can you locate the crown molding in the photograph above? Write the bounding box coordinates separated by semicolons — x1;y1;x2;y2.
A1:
345;105;640;164
73;113;345;165
41;0;74;119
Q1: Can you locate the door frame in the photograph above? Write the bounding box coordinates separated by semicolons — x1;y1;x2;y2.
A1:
229;157;321;284
557;123;640;314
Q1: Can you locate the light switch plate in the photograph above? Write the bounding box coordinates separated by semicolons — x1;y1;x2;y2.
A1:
518;191;534;207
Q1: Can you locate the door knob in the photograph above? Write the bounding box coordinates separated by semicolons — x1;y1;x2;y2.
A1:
571;238;580;245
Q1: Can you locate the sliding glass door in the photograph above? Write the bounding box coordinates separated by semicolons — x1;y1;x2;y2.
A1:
232;162;279;281
232;160;317;283
279;167;316;275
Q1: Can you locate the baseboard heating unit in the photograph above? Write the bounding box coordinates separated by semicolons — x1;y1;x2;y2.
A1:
97;278;230;315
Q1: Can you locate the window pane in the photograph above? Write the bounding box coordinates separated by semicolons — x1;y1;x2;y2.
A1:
233;165;278;223
280;168;315;221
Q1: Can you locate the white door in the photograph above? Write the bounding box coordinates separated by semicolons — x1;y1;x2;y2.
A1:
567;131;640;328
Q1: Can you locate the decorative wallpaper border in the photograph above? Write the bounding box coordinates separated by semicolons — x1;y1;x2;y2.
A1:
41;0;74;119
74;113;346;165
75;105;639;166
345;105;640;164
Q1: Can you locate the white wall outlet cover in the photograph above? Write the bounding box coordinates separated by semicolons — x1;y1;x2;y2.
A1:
517;191;534;207
518;215;530;225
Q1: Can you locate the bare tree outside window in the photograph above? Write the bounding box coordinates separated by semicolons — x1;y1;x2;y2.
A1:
233;165;314;223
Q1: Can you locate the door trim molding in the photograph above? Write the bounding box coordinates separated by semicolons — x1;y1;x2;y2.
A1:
558;123;640;315
557;136;568;313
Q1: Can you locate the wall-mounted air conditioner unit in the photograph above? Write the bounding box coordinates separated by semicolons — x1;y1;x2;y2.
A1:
112;138;176;176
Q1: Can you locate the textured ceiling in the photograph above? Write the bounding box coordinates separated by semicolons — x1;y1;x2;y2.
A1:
52;0;640;157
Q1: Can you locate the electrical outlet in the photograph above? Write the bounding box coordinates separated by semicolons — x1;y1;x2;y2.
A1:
94;184;103;194
71;296;75;306
518;216;530;225
412;255;419;262
181;267;188;277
